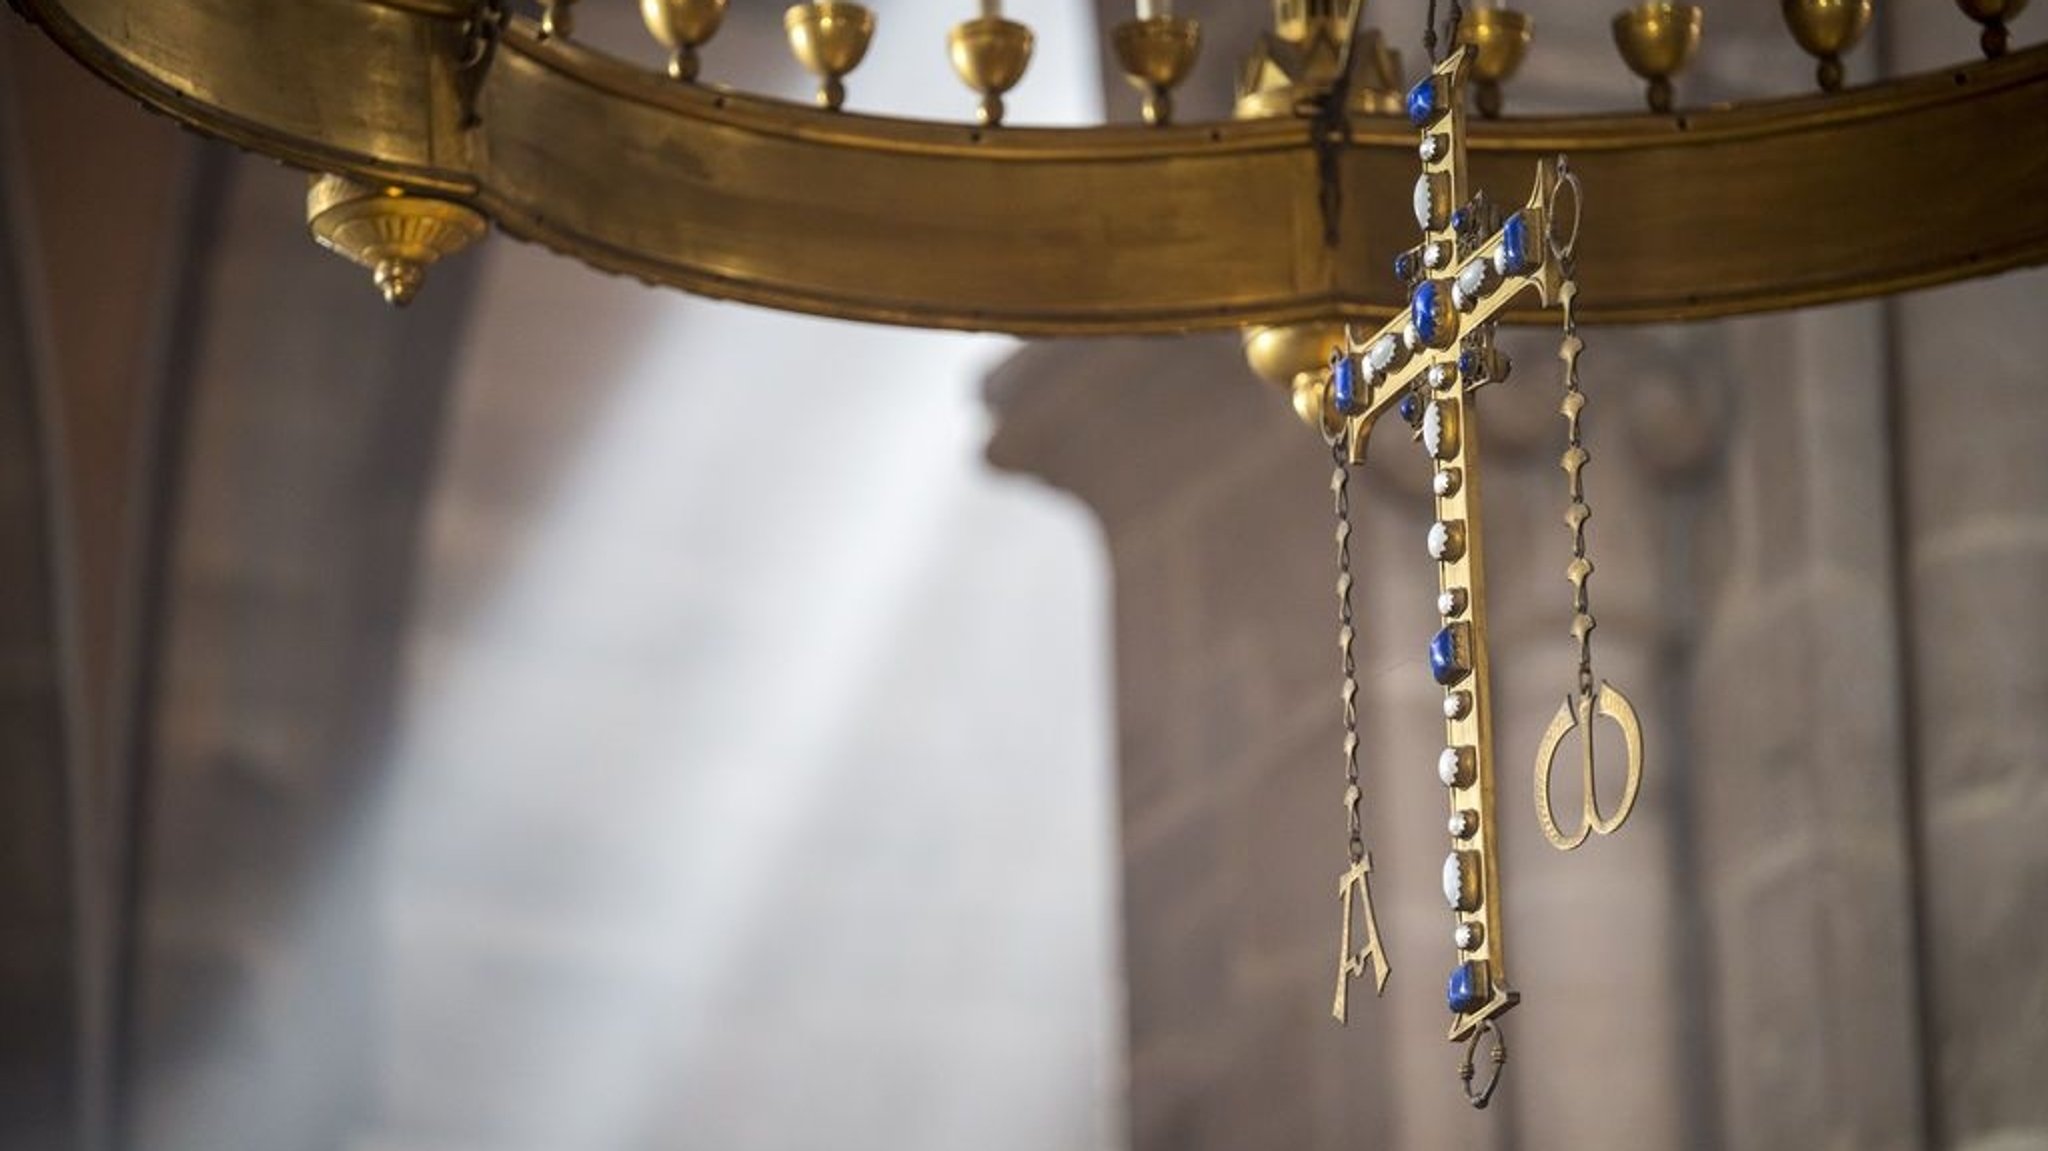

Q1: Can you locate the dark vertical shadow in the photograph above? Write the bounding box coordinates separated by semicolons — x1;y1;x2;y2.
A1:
0;39;84;1151
104;140;232;1151
1870;15;1938;1151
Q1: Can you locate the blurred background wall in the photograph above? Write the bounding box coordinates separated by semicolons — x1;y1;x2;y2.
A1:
1;2;2045;1151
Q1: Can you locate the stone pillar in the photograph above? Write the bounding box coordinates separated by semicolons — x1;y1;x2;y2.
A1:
1871;7;2048;1147
1685;305;1927;1149
1893;266;2048;1148
991;336;1399;1150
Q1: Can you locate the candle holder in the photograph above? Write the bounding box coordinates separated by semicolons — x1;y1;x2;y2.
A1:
1455;7;1532;118
1112;15;1202;126
785;2;876;111
1956;0;2030;58
1613;3;1702;114
540;0;577;40
1782;0;1871;92
948;15;1035;126
642;0;728;82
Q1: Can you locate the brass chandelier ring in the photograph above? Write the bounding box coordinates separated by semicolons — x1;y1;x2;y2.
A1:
16;0;2048;334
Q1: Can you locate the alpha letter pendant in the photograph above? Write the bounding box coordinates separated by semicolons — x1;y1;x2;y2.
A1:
1333;853;1390;1022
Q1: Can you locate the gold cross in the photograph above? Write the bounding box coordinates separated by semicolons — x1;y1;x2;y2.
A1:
1324;47;1569;1044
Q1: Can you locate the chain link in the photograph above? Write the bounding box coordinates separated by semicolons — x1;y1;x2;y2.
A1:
1425;0;1469;65
1331;441;1365;865
1556;259;1598;706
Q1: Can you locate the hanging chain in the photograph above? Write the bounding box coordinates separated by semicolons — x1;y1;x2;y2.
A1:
1555;234;1598;711
1331;440;1366;864
1424;0;1468;64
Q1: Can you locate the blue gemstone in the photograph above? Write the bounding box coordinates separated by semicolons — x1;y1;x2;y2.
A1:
1411;282;1445;346
1458;349;1480;379
1500;213;1530;275
1451;207;1471;232
1399;392;1419;423
1332;355;1361;414
1430;625;1468;685
1406;78;1437;127
1447;962;1485;1014
1394;252;1414;282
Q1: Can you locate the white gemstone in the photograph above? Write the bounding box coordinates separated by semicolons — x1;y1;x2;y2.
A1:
1427;363;1452;390
1422;403;1446;457
1420;133;1444;162
1438;747;1470;786
1443;853;1471;910
1413;175;1436;230
1402;321;1422;351
1434;467;1462;496
1457;260;1490;301
1439;588;1466;616
1449;810;1476;839
1367;334;1400;372
1427;520;1451;559
1423;241;1446;270
1444;691;1471;719
1493;245;1514;277
1454;923;1481;950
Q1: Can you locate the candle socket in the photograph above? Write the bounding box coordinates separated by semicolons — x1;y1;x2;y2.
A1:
1781;0;1871;92
1956;0;2030;59
642;0;729;82
948;16;1034;126
1456;7;1531;118
1113;15;1201;126
1612;3;1702;114
785;2;875;110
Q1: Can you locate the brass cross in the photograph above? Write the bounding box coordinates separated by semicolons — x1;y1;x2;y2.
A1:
1323;46;1570;1045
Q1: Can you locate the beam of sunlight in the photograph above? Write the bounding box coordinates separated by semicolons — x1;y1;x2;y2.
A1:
360;5;1123;1149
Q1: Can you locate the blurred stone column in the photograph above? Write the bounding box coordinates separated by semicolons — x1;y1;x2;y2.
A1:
1893;267;2048;1147
989;336;1400;1151
1882;7;2048;1148
1687;305;1926;1148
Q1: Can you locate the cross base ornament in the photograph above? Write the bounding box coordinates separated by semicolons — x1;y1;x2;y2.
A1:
1317;44;1646;1109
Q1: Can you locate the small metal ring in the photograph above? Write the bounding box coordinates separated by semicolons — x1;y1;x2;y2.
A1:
1548;155;1584;264
1458;1019;1508;1109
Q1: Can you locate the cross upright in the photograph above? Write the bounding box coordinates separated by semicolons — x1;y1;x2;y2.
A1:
1323;46;1571;1046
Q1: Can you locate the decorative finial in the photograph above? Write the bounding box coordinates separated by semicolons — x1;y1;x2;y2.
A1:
306;175;488;307
1237;0;1403;118
785;2;876;111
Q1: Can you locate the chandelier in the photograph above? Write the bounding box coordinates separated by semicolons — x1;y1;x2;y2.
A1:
13;0;2043;1110
11;1;2043;374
